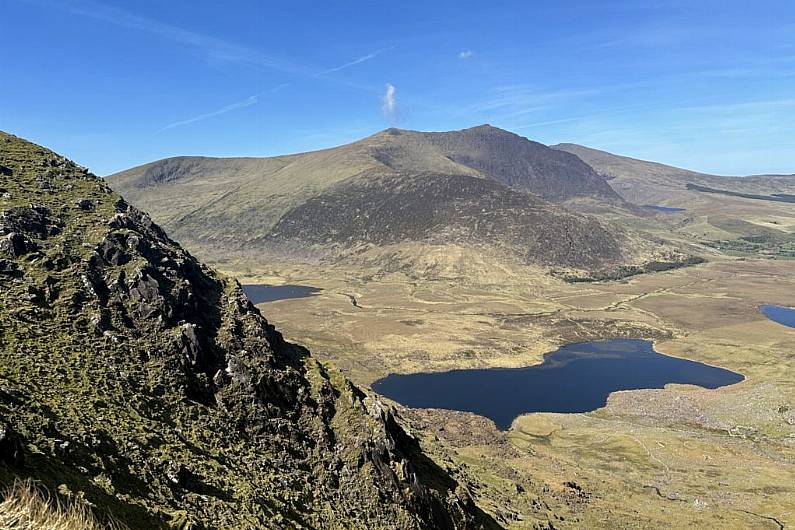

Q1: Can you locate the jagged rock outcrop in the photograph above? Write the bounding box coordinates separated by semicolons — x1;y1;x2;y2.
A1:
0;131;500;529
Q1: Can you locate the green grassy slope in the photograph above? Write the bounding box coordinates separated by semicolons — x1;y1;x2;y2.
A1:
0;131;500;529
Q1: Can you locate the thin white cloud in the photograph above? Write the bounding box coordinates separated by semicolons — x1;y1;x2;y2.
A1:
156;96;258;133
458;50;474;59
321;46;395;74
513;116;586;130
462;85;604;116
153;42;394;133
19;0;387;93
19;0;397;132
382;84;396;118
676;98;795;113
21;0;308;76
156;83;290;133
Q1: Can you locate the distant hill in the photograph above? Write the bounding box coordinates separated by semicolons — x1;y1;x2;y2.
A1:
552;144;795;260
553;143;795;206
0;131;499;528
109;126;688;279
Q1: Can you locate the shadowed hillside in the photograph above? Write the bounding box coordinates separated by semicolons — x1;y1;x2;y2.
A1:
263;171;624;270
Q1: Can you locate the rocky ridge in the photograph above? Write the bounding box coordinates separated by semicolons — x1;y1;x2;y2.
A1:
0;131;499;529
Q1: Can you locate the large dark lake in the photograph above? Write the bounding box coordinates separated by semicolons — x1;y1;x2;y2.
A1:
760;305;795;329
242;284;321;304
372;339;744;430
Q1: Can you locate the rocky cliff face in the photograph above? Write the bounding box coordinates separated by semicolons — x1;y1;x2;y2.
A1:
0;131;499;529
376;126;623;203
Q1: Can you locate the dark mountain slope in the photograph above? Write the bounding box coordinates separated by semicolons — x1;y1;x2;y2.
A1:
374;126;623;202
264;171;624;270
0;131;499;529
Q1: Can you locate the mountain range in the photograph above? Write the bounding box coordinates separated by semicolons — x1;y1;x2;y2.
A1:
553;143;795;206
109;125;692;280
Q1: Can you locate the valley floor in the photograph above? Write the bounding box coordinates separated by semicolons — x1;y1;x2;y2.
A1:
218;256;795;528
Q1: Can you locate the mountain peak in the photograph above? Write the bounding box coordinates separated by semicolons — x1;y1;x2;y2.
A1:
376;124;509;138
466;123;502;132
363;125;624;202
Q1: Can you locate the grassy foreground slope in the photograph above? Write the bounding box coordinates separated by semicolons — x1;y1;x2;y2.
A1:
0;480;123;530
0;131;500;529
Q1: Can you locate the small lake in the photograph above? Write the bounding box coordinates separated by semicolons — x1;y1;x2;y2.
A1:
642;204;686;213
759;305;795;329
372;339;743;430
242;284;321;304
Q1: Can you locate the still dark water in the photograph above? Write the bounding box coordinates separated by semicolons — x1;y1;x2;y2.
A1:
372;339;744;430
642;204;686;213
760;305;795;329
242;284;321;304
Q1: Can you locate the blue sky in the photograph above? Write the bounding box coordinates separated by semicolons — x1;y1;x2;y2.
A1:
1;0;793;176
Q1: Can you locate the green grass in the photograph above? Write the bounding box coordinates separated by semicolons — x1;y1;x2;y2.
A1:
0;131;499;529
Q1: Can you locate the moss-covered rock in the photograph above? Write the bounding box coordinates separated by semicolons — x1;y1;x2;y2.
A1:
0;131;499;529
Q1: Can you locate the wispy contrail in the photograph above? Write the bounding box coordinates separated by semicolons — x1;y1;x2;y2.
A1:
17;0;310;76
157;97;258;133
320;47;395;75
17;0;392;91
18;0;396;130
153;40;394;132
156;83;290;133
